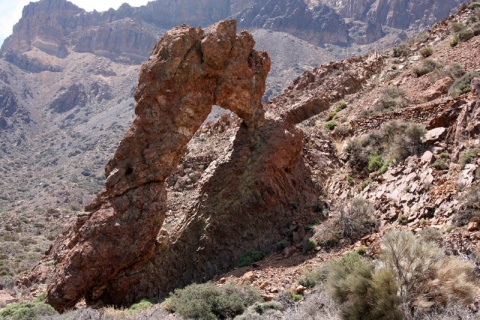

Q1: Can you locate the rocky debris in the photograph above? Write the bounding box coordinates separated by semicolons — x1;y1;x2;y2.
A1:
0;290;17;307
424;127;447;144
40;20;317;311
422;77;454;101
49;85;87;114
471;78;480;95
266;53;385;124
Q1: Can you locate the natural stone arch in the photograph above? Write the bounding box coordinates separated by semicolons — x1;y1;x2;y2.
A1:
45;20;270;312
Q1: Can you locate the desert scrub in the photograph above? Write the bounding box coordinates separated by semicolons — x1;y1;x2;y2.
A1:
454;184;480;226
235;301;283;319
412;58;441;77
324;121;338;131
234;250;264;268
432;159;449;170
128;299;153;313
306;239;317;252
314;197;378;248
0;301;58;320
333;101;348;112
419;47;433;58
325;111;337;121
449;71;480;97
392;44;409;57
450;36;459;47
380;231;477;311
345;121;426;175
458;28;474;42
469;2;480;9
373;85;407;111
167;282;262;320
459;147;478;168
451;22;465;32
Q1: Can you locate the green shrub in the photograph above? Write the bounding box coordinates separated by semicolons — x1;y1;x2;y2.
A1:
458;28;474;42
397;215;408;225
451;22;465;32
419;47;433;58
392;44;409;57
168;282;262;320
333;101;348;112
324;121;338;131
368;152;384;172
346;176;354;185
326;111;337;121
298;267;328;288
468;2;480;9
432;159;449;170
306;239;317;252
0;301;58;320
346;121;425;174
290;293;303;302
450;36;459;47
459;147;478;169
412;58;441;77
235;250;265;268
449;71;480;97
128;299;153;313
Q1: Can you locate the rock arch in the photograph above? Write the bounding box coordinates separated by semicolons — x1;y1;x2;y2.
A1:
44;20;317;311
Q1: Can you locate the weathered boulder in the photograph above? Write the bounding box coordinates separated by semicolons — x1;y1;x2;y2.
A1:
43;20;316;311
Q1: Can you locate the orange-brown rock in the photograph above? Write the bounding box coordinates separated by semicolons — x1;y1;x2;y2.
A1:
43;20;317;311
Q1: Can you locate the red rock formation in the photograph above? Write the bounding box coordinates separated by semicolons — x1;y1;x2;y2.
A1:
44;20;316;311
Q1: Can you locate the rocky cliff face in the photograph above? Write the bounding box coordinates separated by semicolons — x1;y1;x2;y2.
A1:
322;0;464;30
42;20;317;311
235;0;350;46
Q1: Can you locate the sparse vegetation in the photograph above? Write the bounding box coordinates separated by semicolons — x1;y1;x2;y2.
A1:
459;147;478;169
373;85;407;111
454;184;480;226
449;71;480;97
432;159;449;170
458;28;474;42
412;58;441;77
235;250;265;268
392;44;409;57
333;101;348;112
450;36;459;47
419;47;433;58
314;197;378;249
345;121;426;175
0;301;58;320
324;121;338;131
167;282;262;320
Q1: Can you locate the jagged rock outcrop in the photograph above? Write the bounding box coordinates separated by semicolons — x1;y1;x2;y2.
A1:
235;0;350;46
43;20;316;311
266;53;385;124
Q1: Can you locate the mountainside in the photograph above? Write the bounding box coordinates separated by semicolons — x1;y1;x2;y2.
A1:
1;0;479;318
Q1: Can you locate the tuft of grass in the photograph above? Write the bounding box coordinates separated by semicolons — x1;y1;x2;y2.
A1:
333;101;348;112
412;58;441;77
324;121;338;131
458;28;474;42
419;47;433;58
128;299;154;313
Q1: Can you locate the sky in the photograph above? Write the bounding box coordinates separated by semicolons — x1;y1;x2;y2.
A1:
0;0;150;46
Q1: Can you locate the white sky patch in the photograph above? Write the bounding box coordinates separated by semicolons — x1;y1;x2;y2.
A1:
0;0;151;47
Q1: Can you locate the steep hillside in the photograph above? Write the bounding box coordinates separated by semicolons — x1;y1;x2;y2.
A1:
1;1;479;319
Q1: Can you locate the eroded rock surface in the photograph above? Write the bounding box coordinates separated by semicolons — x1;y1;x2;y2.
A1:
44;20;316;311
